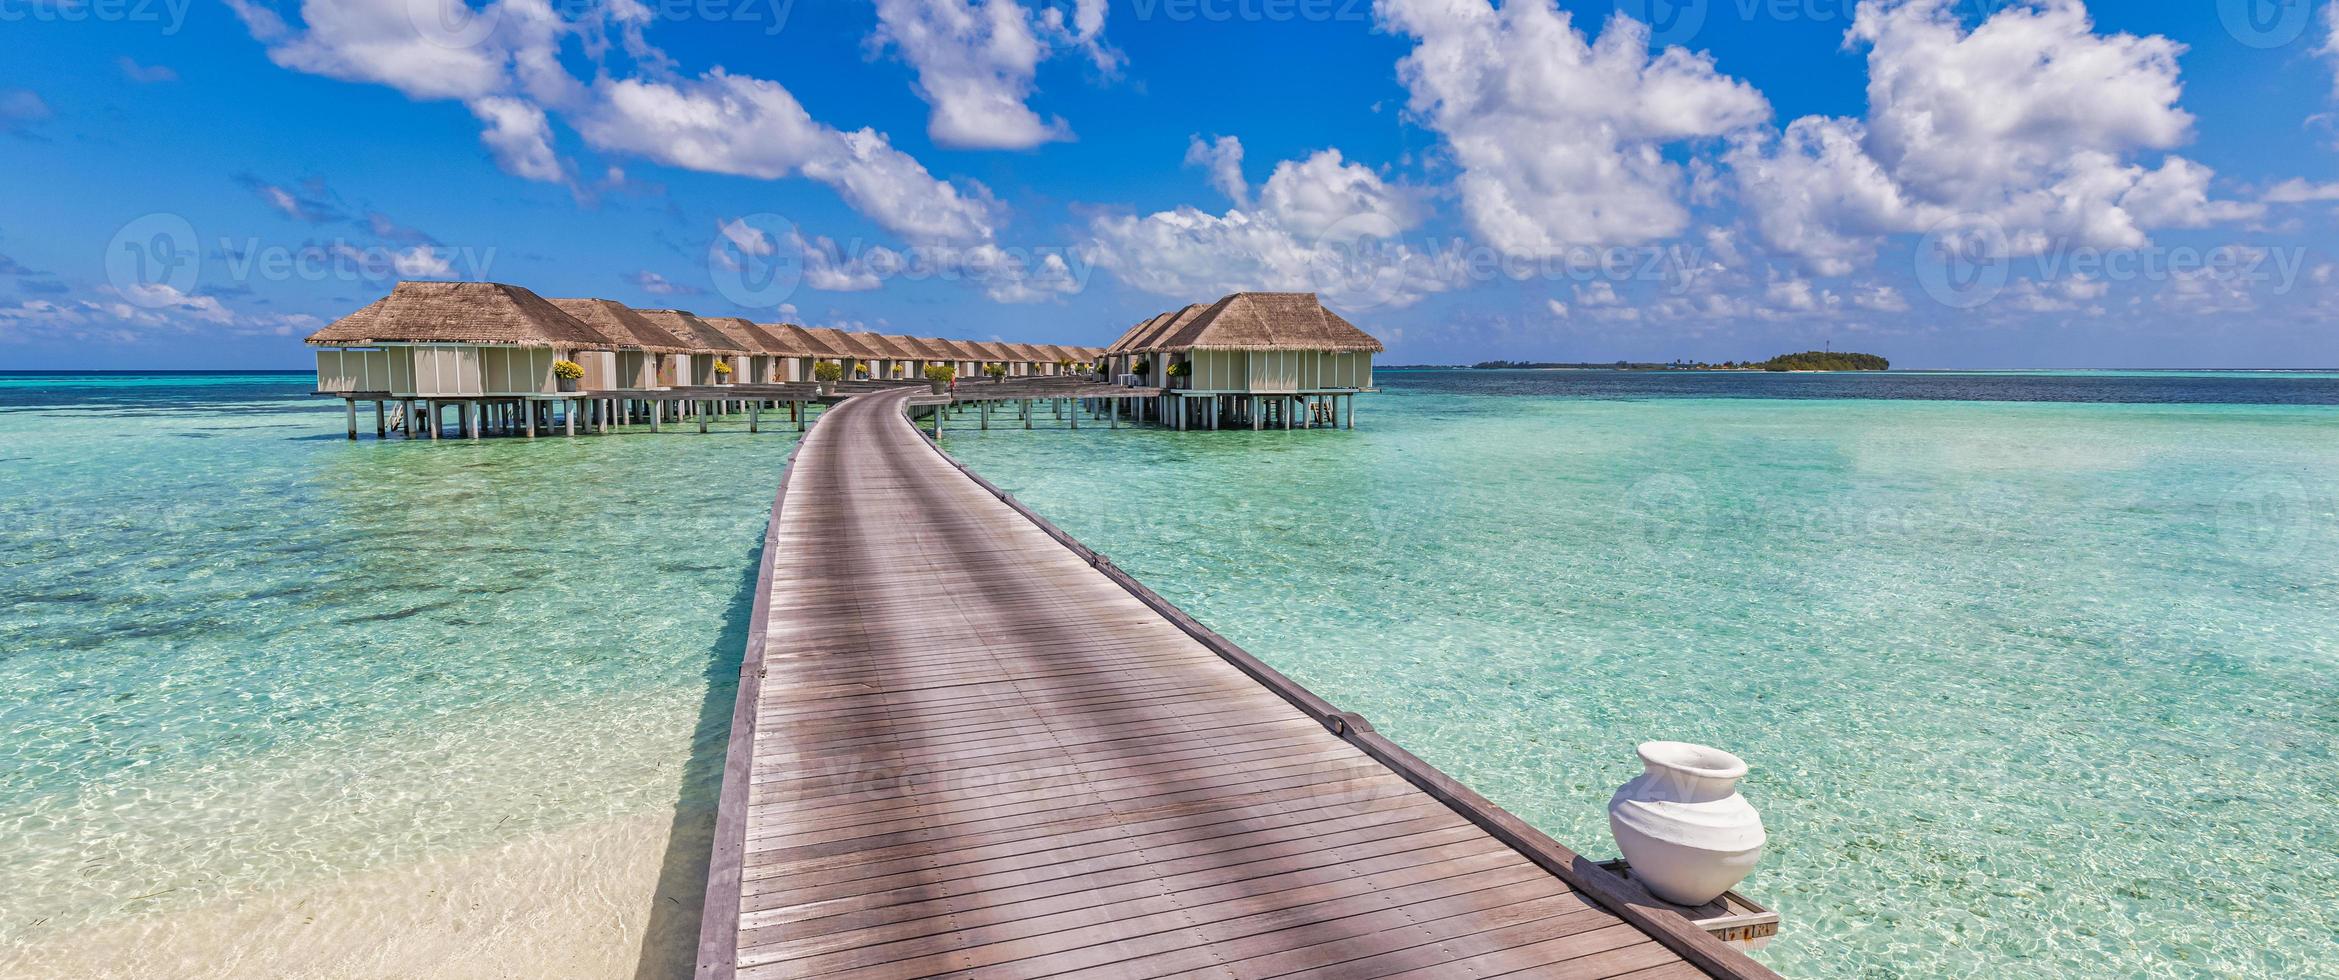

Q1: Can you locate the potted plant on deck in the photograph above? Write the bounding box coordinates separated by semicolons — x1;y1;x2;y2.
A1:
983;363;1008;383
813;360;843;397
553;359;584;392
924;363;956;394
1165;359;1190;389
713;360;733;383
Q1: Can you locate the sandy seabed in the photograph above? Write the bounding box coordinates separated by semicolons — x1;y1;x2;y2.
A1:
3;810;710;980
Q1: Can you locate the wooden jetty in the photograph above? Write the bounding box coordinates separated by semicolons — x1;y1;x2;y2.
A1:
696;388;1781;980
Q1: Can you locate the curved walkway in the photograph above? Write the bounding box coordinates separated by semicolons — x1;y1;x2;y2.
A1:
698;389;1778;980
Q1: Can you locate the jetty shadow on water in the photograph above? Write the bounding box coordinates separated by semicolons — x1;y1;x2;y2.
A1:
632;547;760;980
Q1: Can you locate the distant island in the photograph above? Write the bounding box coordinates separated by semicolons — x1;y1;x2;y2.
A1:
1456;351;1890;372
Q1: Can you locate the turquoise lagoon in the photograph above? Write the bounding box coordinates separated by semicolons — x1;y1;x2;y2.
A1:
3;370;2337;977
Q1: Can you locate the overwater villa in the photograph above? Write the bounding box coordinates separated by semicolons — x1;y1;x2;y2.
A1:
310;280;618;437
1108;291;1380;429
547;297;703;391
310;280;1368;438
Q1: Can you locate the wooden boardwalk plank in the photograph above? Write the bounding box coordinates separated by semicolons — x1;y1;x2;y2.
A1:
695;389;1781;980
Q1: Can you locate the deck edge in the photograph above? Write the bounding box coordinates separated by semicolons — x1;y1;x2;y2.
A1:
693;413;818;980
898;398;1786;980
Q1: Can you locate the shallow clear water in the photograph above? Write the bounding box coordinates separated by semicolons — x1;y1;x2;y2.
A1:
5;370;2337;977
946;372;2339;978
0;374;788;966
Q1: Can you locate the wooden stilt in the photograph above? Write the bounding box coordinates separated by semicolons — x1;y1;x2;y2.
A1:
750;401;760;433
344;399;358;440
373;400;386;438
699;401;710;433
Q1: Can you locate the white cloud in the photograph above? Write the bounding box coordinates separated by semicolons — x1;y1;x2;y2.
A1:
2264;178;2339;204
232;0;1001;243
1849;282;1910;312
243;0;507;101
2323;2;2339;102
792;230;890;292
631;270;701;295
1546;298;1569;317
469;96;566;183
870;0;1115;150
1254;148;1417;242
1574;281;1621;307
118;57;179;83
390;245;454;277
1089;144;1448;309
1376;0;1769;254
1088;206;1450;310
800;128;1001;244
1733;0;2258;273
717;217;778;257
0;285;317;342
1185;134;1248;206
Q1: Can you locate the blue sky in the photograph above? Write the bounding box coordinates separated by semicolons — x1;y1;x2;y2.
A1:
2;0;2337;369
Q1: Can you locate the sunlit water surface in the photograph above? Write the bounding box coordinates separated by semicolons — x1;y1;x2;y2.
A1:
947;370;2339;978
4;370;2337;977
0;373;788;976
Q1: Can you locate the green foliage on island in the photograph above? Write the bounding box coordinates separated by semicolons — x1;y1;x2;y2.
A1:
1755;351;1889;371
1464;351;1889;372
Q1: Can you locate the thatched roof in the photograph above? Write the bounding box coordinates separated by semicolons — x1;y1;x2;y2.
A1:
896;336;957;360
1117;304;1208;354
1150;293;1384;353
861;334;923;359
548;298;704;353
307;281;613;348
753;323;837;357
803;328;888;361
725;320;806;356
1105;310;1177;353
700;316;787;355
926;337;985;361
960;340;1014;362
634;309;752;353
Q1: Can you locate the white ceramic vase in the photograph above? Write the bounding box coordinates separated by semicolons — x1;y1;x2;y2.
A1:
1608;741;1765;906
